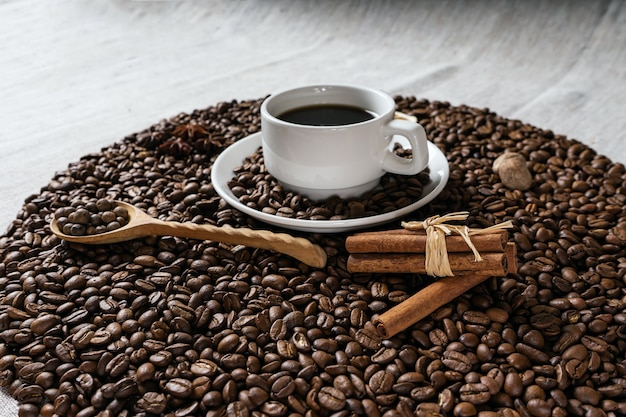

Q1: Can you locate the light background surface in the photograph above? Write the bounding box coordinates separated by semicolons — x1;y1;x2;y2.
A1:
0;0;625;413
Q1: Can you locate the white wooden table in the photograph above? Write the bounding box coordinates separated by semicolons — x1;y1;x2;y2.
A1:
0;1;624;414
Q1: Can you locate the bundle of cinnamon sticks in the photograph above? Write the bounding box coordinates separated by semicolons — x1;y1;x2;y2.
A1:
346;226;517;338
347;228;515;276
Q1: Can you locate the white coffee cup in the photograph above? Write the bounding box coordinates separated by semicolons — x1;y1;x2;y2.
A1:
260;84;430;200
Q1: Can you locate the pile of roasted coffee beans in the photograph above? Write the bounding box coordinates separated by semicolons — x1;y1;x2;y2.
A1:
0;97;625;417
53;198;130;236
228;146;429;220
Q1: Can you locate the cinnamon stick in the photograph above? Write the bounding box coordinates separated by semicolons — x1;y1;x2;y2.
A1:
373;273;492;338
346;229;508;254
347;251;508;276
505;242;517;274
373;244;517;338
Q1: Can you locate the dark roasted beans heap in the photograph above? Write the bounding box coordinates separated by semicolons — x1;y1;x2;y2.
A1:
229;146;429;219
54;199;130;236
1;97;626;417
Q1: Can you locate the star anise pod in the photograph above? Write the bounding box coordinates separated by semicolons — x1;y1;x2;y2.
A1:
159;138;193;156
193;135;228;153
172;122;209;140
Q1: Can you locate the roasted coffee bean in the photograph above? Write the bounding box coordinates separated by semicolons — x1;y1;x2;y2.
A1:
17;403;40;417
504;372;524;397
17;362;44;383
261;274;288;291
317;386;346;411
259;400;288;416
53;393;72;415
217;333;241;353
371;347;397;365
463;311;491;327
13;384;44;404
30;314;60;335
411;385;437;401
526;398;552;417
104;353;130;378
113;376;138;398
164;378;192;398
270;374;295;398
136;362;156;382
454;401;477;416
574;386;602;405
136;392;167;414
369;370;394;394
507;352;532;370
459;383;491;404
442;350;472;373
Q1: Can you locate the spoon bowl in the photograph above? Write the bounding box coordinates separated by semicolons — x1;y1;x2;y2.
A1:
51;201;327;267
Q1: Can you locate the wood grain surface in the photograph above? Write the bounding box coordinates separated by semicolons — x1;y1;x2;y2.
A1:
0;1;624;412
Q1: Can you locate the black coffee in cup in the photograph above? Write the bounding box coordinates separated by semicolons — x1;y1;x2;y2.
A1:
277;104;375;126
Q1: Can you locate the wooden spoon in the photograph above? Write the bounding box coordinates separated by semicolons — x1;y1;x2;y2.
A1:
50;201;327;268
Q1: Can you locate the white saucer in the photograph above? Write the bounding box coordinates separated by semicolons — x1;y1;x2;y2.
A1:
211;132;449;233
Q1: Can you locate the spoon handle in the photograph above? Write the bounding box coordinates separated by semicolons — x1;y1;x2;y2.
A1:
150;220;327;268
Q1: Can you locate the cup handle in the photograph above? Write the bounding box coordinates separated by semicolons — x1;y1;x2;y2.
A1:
382;119;430;175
